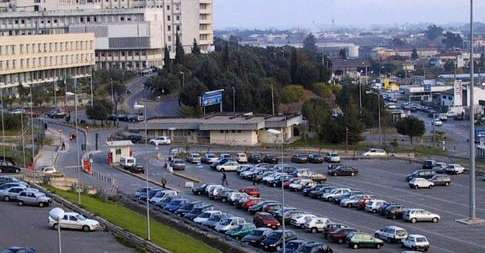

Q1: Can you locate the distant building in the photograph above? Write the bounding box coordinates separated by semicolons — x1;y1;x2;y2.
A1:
371;47;439;61
317;43;360;59
128;114;304;146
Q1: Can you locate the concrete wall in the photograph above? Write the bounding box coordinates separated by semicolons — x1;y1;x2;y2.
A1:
258;126;293;144
109;146;131;164
210;130;258;146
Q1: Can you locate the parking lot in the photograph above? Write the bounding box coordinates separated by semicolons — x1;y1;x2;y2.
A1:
128;147;485;253
0;192;135;253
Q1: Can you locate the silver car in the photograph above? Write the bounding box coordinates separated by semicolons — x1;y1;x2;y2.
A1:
17;190;52;207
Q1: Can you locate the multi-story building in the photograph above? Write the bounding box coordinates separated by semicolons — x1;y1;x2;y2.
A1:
0;33;95;95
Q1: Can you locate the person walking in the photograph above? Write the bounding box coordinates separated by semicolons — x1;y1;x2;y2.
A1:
161;177;167;188
221;169;228;186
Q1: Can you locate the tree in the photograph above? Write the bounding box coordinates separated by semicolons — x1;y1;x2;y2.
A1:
222;41;230;71
175;33;184;65
395;116;425;144
290;48;298;83
179;78;208;107
425;25;444;41
280;85;305;104
111;82;127;115
163;46;171;72
442;32;463;49
303;33;318;56
338;48;347;59
296;62;319;89
443;60;456;73
411;48;419;60
86;99;112;121
192;38;201;55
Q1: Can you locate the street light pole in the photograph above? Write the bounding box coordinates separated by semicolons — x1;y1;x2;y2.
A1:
29;85;35;177
232;86;236;115
74;79;81;205
0;89;5;162
90;68;94;107
53;81;57;108
469;0;477;221
135;102;150;240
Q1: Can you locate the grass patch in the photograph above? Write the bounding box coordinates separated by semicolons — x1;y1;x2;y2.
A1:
47;187;219;253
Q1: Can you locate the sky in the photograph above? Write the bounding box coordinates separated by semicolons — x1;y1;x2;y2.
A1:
214;0;485;29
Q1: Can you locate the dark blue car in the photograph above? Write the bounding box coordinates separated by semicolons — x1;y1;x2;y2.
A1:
164;198;189;213
2;247;37;253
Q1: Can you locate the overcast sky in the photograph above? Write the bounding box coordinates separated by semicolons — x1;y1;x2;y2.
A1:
214;0;485;29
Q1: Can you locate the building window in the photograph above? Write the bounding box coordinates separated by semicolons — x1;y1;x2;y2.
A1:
166;5;170;10
167;25;171;31
167;15;171;21
176;15;180;21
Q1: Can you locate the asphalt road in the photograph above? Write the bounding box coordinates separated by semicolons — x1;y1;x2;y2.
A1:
46;121;485;253
0;197;135;253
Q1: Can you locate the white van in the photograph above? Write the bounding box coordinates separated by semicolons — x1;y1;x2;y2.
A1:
120;156;136;168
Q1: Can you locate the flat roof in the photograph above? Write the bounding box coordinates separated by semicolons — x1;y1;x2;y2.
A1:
106;140;133;147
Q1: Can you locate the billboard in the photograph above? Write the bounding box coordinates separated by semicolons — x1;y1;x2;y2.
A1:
201;89;224;107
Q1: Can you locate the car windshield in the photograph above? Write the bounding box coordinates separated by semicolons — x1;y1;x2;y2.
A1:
267;232;282;239
76;214;86;221
396;230;407;236
251;229;265;236
199;212;211;218
299;245;316;253
219;219;232;225
209;215;221;222
170;200;182;205
416;237;427;242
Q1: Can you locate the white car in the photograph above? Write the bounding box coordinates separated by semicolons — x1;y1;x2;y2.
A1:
149;136;171;145
0;185;28;201
48;210;101;232
403;208;440;223
40;166;57;174
288;179;315;192
365;199;388;213
409;178;434;189
432;119;442;126
216;161;240;172
214;216;246;232
401;234;430;252
362;148;387;157
325;152;341;163
303;217;330;233
289;213;316;228
17;190;51;207
235;153;248;163
149;190;177;205
444;164;465;175
340;194;370;208
374;225;408;243
193;210;222;224
322;188;352;201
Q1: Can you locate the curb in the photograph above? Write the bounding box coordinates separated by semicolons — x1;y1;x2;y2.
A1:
110;164;178;191
172;172;201;183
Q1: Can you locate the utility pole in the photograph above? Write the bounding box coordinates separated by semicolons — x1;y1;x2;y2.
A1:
468;0;477;221
90;68;94;107
345;127;349;153
0;89;5;162
232;86;236;115
271;84;275;116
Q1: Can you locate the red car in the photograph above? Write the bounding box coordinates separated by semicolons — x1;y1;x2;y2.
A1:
253;212;280;229
242;198;262;210
328;228;358;244
355;197;373;210
240;186;261;197
283;178;300;189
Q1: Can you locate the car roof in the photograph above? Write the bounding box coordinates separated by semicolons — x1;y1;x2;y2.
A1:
384;225;405;230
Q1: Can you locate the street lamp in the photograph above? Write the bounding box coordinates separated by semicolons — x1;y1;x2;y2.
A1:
179;72;185;88
49;207;64;253
65;79;81;205
134;102;151;240
366;90;382;144
266;128;286;253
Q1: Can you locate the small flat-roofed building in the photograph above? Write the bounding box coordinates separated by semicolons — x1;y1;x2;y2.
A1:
106;140;133;165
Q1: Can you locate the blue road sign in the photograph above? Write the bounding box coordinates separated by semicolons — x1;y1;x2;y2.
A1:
201;89;224;107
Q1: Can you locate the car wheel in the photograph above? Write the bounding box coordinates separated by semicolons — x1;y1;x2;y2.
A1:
82;225;91;232
15;169;20;173
410;218;417;223
53;223;59;230
338;239;344;244
432;217;439;223
311;227;318;233
351;172;355;176
276;246;281;251
445;182;450;186
18;201;23;206
4;196;9;201
272;183;276;187
376;244;382;249
39;202;45;207
0;168;3;173
392;215;397;220
353;243;359;249
347;204;352;208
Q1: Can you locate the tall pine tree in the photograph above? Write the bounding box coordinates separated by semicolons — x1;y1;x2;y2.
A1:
175;33;184;65
290;48;298;83
163;46;172;72
192;38;201;55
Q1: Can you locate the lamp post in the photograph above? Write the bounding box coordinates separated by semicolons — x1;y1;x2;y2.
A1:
179;72;185;88
66;79;81;205
0;89;5;162
468;0;477;222
49;207;64;253
134;102;150;240
366;90;382;144
267;129;285;253
29;84;35;178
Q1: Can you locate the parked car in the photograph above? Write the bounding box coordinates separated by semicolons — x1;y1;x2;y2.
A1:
304;217;330;233
170;159;186;171
322;188;352;202
362;148;387;157
125;164;144;174
248;153;264;164
249;200;279;214
324;152;341;163
290;213;316;228
164;198;189;213
260;230;298;252
347;232;384;249
174;201;202;217
0;186;28;201
148;136;171;145
241;227;272;246
430;175;451;186
289;179;316;192
406;170;436;181
202;153;218;164
216;161;240;172
240;186;261;197
328;166;358;176
296;241;333;253
254;212;281;229
193;210;222;224
186;153;202;164
409;178;434;189
374;226;408;243
383;205;407;220
1;247;37;253
0;160;21;174
191;184;208;195
444;164;466;175
401;234;430;252
17;191;51;207
183;204;213;220
422;160;436;170
432;119;442;126
226;223;256;240
328;228;358;244
323;223;349;239
365;199;388;213
307;153;324;163
40;166;57;174
236;153;248;163
48;210;100;232
263;154;279;164
403;209;440;223
281;240;306;253
215;216;246;233
291;154;308;164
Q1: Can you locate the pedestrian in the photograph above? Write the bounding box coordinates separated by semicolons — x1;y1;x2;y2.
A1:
161;177;167;188
61;142;65;151
221;169;228;186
